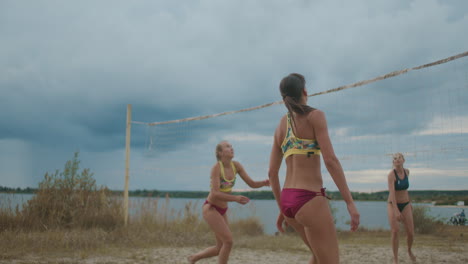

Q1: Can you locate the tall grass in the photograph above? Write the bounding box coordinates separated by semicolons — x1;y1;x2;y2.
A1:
124;195;264;247
342;204;446;235
1;195;265;255
0;152;264;256
412;205;445;234
0;152;122;231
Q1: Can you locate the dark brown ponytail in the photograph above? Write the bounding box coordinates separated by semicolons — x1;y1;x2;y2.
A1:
279;73;314;129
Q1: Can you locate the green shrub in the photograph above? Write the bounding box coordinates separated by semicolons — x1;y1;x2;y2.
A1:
412;205;445;234
18;152;122;230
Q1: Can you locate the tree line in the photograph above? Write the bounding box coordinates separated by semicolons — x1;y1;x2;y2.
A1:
2;186;467;205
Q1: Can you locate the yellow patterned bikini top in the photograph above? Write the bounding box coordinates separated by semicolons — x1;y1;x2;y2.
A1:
281;112;321;159
212;161;237;192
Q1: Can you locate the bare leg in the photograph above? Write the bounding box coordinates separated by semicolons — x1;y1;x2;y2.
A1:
188;205;232;264
188;239;221;263
387;203;400;264
284;217;318;264
402;204;416;262
295;197;339;264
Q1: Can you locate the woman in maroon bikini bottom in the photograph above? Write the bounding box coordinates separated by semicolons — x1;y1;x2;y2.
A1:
280;188;330;218
187;141;270;264
204;200;228;216
269;73;360;264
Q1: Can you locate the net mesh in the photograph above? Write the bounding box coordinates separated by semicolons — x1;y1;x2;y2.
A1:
130;52;468;191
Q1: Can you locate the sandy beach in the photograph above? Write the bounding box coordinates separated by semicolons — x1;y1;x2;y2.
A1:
2;238;466;264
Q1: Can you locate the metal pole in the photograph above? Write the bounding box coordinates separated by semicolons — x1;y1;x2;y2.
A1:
124;104;132;226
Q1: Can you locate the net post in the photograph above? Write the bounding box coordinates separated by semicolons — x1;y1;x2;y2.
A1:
124;104;132;226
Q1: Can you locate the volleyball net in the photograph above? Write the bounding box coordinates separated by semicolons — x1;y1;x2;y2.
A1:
126;51;468;196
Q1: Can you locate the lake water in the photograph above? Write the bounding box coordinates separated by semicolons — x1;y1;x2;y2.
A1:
1;193;464;235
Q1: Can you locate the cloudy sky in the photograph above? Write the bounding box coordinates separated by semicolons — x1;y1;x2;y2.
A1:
1;0;467;193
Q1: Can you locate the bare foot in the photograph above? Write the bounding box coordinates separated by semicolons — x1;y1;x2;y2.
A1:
187;255;196;264
393;258;399;264
408;250;417;262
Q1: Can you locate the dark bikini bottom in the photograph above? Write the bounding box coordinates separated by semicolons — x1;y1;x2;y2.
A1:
389;201;410;212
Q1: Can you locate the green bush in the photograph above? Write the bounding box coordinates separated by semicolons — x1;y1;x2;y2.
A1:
18;152;122;230
412;205;445;234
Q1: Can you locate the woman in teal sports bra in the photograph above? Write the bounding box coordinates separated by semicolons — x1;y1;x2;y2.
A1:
387;153;417;263
268;73;360;264
188;141;270;264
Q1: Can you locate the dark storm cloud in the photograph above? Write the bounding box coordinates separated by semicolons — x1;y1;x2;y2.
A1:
1;0;467;190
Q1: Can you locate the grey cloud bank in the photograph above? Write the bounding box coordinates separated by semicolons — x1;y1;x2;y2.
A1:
0;0;467;191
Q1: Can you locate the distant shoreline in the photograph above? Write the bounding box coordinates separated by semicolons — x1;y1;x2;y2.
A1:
430;205;468;208
1;188;467;205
